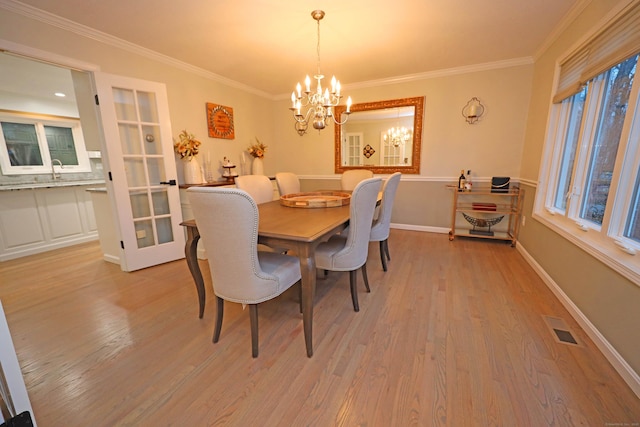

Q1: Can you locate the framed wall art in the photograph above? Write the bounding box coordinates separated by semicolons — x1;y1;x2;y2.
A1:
206;103;235;139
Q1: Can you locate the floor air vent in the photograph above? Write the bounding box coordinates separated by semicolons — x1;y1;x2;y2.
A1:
543;315;581;346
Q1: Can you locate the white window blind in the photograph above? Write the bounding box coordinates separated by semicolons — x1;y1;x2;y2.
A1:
553;0;640;103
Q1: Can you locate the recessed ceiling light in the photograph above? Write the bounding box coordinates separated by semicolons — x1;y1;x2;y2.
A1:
54;92;66;97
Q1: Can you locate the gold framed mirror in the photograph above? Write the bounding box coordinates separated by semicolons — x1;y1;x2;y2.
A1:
334;96;424;174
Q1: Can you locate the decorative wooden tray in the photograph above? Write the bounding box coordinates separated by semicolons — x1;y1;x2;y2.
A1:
280;191;351;208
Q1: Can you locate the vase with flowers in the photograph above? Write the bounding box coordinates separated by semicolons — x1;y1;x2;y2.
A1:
174;130;203;184
247;138;267;175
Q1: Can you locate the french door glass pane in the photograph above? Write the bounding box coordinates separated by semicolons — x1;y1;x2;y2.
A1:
554;89;585;211
580;55;637;225
151;189;170;215
156;217;174;244
113;88;137;121
118;124;142;155
130;190;151;219
45;125;78;165
146;157;166;185
134;220;155;248
124;158;147;187
136;91;159;123
142;124;162;155
1;122;42;166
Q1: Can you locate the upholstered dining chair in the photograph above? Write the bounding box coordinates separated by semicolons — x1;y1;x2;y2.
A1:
370;172;401;271
315;177;382;312
186;187;302;357
235;174;285;253
340;169;374;191
275;172;300;196
235;174;274;204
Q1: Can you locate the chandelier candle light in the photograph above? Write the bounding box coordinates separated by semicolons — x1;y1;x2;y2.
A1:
290;10;352;136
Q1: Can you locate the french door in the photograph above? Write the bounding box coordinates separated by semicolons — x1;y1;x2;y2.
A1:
343;132;364;166
93;72;184;271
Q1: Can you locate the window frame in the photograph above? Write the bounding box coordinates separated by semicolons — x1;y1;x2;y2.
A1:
535;55;640;285
0;112;91;176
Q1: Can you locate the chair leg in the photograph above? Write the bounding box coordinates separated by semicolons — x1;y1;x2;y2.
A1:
379;240;388;272
384;238;391;261
349;270;359;312
249;304;259;358
298;280;303;313
213;296;224;343
361;262;371;292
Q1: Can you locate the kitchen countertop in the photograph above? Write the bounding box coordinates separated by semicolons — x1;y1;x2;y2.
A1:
0;180;106;191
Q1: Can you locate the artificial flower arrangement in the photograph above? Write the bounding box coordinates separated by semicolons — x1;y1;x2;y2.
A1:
247;138;267;159
174;130;202;160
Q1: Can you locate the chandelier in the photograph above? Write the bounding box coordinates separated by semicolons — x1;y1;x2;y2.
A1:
384;126;412;147
384;107;412;147
290;10;352;136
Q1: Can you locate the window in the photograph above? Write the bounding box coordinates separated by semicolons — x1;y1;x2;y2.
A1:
536;1;640;283
0;113;91;175
380;132;406;166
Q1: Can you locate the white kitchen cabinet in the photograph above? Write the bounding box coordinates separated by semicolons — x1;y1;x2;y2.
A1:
0;185;98;261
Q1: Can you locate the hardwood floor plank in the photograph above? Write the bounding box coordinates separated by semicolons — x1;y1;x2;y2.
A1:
0;231;638;426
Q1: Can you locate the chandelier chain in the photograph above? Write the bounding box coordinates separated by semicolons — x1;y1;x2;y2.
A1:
316;17;321;77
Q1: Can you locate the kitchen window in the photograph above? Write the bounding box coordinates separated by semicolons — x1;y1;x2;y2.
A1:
0;112;91;175
535;2;640;283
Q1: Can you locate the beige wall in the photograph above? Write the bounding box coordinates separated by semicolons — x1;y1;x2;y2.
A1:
518;0;640;377
273;65;533;179
271;64;534;229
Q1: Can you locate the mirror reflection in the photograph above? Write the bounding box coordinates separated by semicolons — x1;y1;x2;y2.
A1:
334;97;424;174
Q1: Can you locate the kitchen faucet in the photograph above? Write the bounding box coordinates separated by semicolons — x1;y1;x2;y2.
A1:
51;158;63;180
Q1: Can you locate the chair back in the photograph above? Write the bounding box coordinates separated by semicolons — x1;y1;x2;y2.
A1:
275;172;300;196
370;172;401;241
341;169;374;191
333;177;382;268
235;175;274;204
186;187;289;303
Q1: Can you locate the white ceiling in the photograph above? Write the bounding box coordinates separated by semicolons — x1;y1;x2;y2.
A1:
5;0;581;97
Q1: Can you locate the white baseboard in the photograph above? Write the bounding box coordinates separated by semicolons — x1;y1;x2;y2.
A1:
102;254;120;264
390;223;449;234
517;243;640;399
0;234;98;262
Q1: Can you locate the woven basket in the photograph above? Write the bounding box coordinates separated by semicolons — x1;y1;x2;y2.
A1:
280;191;351;208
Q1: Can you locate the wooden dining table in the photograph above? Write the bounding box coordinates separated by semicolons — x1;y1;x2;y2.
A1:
180;199;352;358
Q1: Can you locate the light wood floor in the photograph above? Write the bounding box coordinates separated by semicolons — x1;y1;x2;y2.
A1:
1;230;638;426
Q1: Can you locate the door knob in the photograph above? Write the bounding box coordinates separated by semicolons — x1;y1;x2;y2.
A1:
160;179;177;186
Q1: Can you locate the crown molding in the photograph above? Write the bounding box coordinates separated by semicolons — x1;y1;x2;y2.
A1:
0;0;272;98
275;57;534;100
349;57;534;90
